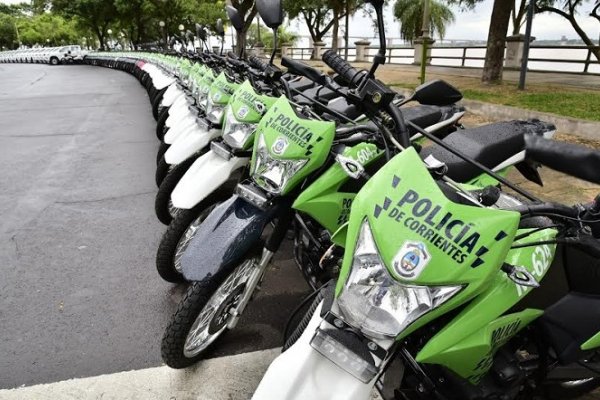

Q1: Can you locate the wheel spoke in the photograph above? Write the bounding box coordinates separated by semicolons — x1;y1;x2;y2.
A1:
182;258;257;358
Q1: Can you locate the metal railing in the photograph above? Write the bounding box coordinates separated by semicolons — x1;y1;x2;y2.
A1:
277;44;599;74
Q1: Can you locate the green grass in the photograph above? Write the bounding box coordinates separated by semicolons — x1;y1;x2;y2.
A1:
389;81;600;122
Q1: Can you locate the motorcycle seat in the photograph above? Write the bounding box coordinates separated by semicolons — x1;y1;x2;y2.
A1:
288;77;315;93
294;86;338;106
421;120;556;182
325;100;463;130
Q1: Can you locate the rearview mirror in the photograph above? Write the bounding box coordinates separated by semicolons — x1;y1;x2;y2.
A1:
412;80;463;106
195;24;207;42
256;0;284;29
226;5;244;32
216;19;225;37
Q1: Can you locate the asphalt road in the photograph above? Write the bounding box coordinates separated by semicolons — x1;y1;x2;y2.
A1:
0;64;309;389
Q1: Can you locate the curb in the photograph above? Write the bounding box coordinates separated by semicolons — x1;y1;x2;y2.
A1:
459;99;600;141
0;349;280;400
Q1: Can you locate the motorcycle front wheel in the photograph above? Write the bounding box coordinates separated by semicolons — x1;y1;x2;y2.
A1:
541;378;600;399
161;256;257;368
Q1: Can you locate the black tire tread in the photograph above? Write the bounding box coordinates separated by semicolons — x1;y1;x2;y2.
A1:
157;142;170;166
161;279;225;368
156;107;170;140
155;155;170;187
155;189;231;283
154;153;199;225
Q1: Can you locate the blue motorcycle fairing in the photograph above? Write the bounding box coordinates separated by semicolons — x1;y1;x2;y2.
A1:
180;195;279;282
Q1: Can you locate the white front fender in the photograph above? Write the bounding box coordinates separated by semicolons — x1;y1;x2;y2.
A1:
165;103;195;130
172;150;249;210
162;84;185;108
163;115;201;144
252;303;376;400
167;96;194;123
164;128;222;165
154;75;175;90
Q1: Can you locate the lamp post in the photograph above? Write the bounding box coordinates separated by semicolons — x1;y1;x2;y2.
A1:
159;20;166;50
107;29;113;50
178;24;185;49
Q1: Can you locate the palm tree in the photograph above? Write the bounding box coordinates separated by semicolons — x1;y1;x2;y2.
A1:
393;0;455;43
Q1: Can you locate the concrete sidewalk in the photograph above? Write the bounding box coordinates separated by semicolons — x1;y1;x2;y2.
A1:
382;64;600;89
0;349;280;400
314;62;600;90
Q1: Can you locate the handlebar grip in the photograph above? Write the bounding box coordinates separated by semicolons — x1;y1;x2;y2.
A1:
249;56;268;72
322;50;365;88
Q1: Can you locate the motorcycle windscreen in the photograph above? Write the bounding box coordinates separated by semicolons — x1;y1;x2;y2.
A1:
179;195;279;282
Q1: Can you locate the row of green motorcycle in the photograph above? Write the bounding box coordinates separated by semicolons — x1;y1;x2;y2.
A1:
85;1;600;398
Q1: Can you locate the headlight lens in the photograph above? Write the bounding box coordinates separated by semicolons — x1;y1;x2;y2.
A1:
196;88;210;111
222;107;257;150
251;134;307;195
338;219;462;339
206;97;225;125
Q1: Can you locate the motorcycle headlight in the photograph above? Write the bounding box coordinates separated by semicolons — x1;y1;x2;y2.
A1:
206;97;225;125
222;107;257;150
338;219;462;339
196;88;210;111
251;134;307;195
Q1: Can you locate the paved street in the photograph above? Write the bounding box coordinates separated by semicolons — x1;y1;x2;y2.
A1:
0;64;309;390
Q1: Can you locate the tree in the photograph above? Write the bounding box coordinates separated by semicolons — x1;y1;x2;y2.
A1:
247;24;299;47
482;0;512;83
17;13;80;46
536;0;600;62
511;0;528;34
229;0;256;55
285;0;335;44
114;0;153;50
52;0;119;50
0;13;18;50
393;0;455;43
451;0;513;84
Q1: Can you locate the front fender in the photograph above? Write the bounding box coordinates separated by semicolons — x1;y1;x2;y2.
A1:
167;95;193;121
154;75;176;90
180;195;279;282
162;84;185;107
164;127;221;165
172;150;250;210
163;116;198;144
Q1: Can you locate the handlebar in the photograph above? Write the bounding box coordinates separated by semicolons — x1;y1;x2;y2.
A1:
322;50;366;88
512;202;581;219
281;56;328;86
249;56;269;72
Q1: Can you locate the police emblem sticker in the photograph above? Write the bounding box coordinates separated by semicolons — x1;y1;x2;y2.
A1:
271;136;289;155
237;105;250;119
213;91;222;102
393;241;431;280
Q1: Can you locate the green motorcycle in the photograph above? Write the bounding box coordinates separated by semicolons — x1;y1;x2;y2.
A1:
254;128;600;399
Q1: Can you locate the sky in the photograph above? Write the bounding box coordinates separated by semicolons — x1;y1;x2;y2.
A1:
1;0;599;44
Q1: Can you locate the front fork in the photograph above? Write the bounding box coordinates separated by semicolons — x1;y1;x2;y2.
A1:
227;204;294;330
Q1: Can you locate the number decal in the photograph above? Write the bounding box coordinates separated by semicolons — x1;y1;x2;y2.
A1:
516;245;553;297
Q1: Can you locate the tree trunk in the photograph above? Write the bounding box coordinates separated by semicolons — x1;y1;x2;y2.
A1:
236;30;247;57
482;0;512;84
565;15;600;62
332;10;340;51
